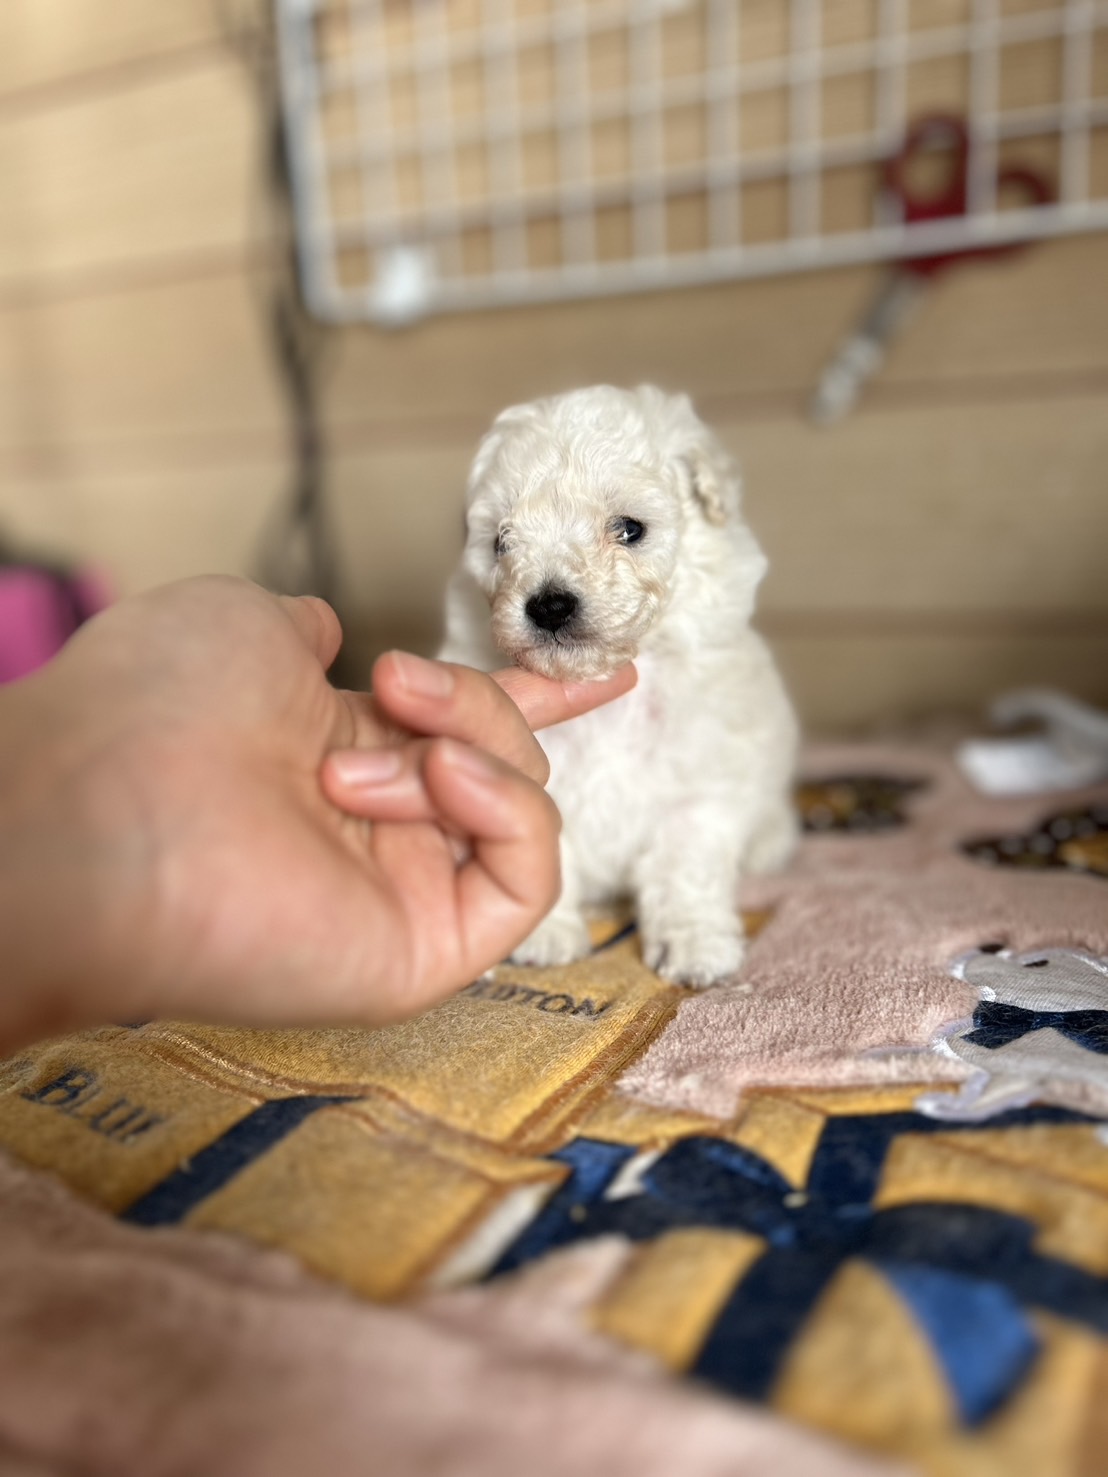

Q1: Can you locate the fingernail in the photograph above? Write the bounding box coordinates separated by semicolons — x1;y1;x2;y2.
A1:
563;665;633;697
437;740;499;784
329;749;403;787
391;652;455;699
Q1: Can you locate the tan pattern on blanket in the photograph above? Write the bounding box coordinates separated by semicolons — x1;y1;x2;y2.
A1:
1;742;1107;1476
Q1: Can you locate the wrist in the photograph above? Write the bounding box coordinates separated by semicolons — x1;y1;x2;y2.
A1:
0;677;64;1048
0;672;140;1052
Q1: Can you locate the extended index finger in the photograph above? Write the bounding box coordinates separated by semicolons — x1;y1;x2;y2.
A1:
491;662;637;733
333;654;638;807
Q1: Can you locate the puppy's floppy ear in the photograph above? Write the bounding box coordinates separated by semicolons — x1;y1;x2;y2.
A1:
680;444;738;526
638;385;741;527
467;428;504;496
466;400;544;498
675;432;743;526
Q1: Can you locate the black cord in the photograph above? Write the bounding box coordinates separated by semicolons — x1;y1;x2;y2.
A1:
220;0;339;610
259;217;337;606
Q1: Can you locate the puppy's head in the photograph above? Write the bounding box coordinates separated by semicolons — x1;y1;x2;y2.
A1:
460;384;756;680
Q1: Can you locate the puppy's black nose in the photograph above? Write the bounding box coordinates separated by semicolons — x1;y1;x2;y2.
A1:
525;588;579;633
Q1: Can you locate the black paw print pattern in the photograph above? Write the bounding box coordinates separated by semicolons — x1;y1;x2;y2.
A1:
963;804;1108;879
795;775;929;834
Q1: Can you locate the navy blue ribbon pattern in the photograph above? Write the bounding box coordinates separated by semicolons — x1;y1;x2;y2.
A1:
965;1000;1108;1055
122;1094;351;1225
486;1107;1108;1426
115;1091;1108;1428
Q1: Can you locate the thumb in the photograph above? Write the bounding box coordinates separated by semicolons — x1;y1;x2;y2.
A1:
278;595;344;670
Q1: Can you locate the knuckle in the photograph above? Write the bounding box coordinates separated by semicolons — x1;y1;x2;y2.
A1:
531;742;551;786
538;787;563;838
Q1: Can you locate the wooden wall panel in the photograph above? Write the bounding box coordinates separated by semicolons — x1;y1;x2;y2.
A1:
7;393;1104;623
5;450;1104;734
1;231;1105;467
0;58;259;290
0;465;275;596
0;127;36;285
737;396;1108;617
0;302;34;454
72;469;272;593
0;1;222;101
324;269;873;434
324;237;1108;440
0;478;84;563
0;1;1104;730
875;237;1108;386
324;402;1108;629
0;277;283;464
9;266;865;453
772;634;1108;733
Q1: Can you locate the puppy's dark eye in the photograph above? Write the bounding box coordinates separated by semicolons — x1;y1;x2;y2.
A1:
613;517;646;546
493;531;506;557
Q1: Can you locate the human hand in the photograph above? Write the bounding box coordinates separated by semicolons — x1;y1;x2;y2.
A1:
0;577;635;1053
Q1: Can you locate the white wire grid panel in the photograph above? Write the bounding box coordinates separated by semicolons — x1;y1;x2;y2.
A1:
276;0;1108;324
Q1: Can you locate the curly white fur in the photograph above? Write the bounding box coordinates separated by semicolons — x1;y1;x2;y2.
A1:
438;384;798;986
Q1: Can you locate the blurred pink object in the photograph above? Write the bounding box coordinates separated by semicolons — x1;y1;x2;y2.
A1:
0;563;111;683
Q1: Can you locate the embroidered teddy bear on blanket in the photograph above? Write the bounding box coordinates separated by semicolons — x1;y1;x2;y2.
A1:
915;946;1108;1123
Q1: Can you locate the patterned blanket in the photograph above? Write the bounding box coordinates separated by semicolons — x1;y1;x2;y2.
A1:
1;741;1106;1476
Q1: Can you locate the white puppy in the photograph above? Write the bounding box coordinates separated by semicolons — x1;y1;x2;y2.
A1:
438;384;798;986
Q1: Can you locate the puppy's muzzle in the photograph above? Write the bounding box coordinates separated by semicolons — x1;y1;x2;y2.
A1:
525;587;579;635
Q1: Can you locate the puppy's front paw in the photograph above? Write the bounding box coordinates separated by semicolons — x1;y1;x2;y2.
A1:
510;911;591;969
745;803;800;877
642;922;746;988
